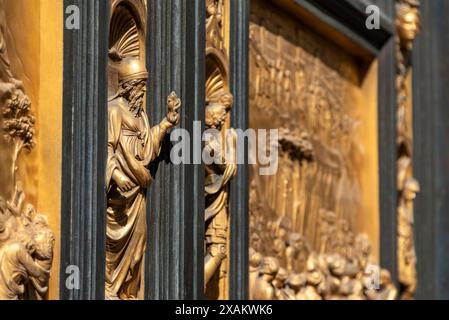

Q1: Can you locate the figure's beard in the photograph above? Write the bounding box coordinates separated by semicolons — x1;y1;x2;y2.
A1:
128;88;145;115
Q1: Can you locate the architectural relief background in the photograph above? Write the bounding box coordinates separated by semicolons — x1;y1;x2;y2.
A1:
248;0;390;300
395;0;420;300
0;0;62;299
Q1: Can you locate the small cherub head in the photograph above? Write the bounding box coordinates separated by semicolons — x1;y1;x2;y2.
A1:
355;234;371;257
306;253;324;286
327;253;346;277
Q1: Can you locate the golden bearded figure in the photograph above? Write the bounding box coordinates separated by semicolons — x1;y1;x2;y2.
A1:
106;54;181;300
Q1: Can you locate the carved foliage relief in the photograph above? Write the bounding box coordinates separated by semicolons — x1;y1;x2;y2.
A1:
248;0;395;300
0;3;55;300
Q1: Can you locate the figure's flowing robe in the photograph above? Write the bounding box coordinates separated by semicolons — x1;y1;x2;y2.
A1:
106;99;164;299
204;134;237;239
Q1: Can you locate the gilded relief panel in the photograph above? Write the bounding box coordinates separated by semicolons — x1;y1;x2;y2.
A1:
248;0;395;300
0;0;62;300
106;0;182;300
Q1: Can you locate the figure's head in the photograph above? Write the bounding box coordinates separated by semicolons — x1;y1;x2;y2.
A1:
206;0;218;17
262;256;279;282
24;203;36;219
32;227;55;260
306;253;319;272
109;53;148;113
205;92;233;129
306;253;324;286
273;267;289;288
287;272;306;291
249;249;263;269
396;2;420;44
355;234;371;258
403;177;420;201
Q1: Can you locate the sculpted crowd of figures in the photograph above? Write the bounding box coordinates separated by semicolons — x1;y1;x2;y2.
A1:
249;209;397;300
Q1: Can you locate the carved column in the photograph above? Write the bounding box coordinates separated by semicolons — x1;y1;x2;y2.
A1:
394;0;420;300
60;0;109;300
106;0;182;300
204;0;237;300
145;0;206;299
0;3;55;300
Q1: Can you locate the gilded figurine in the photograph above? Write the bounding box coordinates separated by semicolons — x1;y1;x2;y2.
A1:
397;156;419;299
252;257;279;300
106;54;181;300
0;7;54;300
106;0;182;300
248;248;263;300
0;195;54;300
204;92;237;298
395;0;420;299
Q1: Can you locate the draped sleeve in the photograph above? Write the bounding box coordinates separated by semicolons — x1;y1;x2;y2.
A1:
106;103;123;188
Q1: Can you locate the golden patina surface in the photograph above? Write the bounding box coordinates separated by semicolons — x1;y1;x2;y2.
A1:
248;0;395;300
204;0;237;300
106;0;181;300
395;0;421;300
0;1;56;300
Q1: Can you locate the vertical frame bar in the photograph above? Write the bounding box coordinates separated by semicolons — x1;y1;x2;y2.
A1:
378;34;398;284
229;0;250;300
60;0;109;300
413;0;449;300
145;0;206;300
